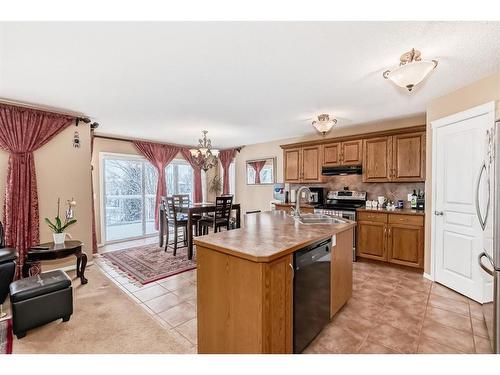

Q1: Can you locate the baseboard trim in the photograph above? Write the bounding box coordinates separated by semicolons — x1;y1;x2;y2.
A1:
423;272;434;281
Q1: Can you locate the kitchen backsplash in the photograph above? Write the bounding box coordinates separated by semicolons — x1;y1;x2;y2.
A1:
290;175;425;206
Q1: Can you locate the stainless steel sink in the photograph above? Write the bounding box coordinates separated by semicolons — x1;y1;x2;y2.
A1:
294;214;347;225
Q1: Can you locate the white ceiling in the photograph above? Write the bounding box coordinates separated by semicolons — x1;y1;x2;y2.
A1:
1;22;500;148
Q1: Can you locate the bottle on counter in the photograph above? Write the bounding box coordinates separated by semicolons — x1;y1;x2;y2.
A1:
411;190;418;209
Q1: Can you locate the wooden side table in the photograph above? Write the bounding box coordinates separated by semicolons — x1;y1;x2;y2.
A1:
23;240;88;284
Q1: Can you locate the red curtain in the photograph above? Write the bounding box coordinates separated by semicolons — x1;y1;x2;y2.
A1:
180;148;203;203
0;104;74;274
249;160;266;184
90;128;98;254
218;149;237;194
133;140;180;229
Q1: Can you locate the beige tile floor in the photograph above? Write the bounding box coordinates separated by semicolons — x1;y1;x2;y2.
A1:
96;239;494;354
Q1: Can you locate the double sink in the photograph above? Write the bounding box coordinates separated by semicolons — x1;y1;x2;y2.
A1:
293;213;347;225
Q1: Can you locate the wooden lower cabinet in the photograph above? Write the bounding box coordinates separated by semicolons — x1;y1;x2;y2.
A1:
356;213;424;269
387;223;424;268
357;221;387;261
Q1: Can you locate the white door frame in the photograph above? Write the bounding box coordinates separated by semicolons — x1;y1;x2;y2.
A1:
430;101;496;281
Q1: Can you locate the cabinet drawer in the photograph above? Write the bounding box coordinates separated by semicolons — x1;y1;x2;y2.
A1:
388;214;424;226
357;211;387;223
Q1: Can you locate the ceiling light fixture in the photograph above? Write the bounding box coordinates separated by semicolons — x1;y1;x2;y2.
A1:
189;130;219;172
383;48;438;92
312;114;337;136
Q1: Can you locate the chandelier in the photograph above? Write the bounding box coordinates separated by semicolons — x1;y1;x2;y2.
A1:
312;114;337;136
189;130;219;172
383;48;438;92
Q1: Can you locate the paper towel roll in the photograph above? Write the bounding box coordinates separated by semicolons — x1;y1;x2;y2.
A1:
290;189;296;203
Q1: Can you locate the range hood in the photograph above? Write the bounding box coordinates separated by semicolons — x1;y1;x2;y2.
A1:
321;165;362;176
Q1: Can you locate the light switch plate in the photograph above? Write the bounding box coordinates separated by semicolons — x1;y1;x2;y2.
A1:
332;235;336;247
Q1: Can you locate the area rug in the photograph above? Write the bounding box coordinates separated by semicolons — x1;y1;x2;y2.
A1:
0;318;13;354
102;244;196;284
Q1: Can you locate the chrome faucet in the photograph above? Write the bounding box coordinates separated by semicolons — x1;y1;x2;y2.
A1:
292;186;311;218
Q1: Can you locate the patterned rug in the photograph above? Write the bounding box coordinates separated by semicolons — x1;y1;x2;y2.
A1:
0;318;13;354
101;244;196;285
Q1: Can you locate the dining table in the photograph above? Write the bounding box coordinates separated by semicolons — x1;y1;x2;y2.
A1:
158;200;241;260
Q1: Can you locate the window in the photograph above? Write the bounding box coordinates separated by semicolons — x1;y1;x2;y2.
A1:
102;155;158;242
166;160;194;200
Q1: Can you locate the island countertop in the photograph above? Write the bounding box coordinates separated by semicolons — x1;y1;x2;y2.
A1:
194;210;356;263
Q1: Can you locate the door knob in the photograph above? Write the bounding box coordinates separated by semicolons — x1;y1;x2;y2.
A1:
434;211;444;216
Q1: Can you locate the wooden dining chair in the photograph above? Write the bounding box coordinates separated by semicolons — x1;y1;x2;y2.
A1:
199;195;233;235
164;196;188;256
172;194;202;237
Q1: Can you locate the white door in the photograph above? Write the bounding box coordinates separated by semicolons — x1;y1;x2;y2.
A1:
432;102;495;303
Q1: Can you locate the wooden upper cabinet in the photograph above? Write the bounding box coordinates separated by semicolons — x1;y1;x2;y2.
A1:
323;142;341;166
301;146;322;183
284;145;322;183
341;140;363;166
392;132;426;181
322;140;362;167
363;136;392;182
284;148;301;183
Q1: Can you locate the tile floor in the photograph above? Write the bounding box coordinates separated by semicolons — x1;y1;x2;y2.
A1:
96;240;494;354
305;260;493;354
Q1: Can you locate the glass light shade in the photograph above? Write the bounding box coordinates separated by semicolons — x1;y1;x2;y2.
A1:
211;149;219;157
386;60;436;91
199;147;208;156
312;121;335;135
189;149;199;157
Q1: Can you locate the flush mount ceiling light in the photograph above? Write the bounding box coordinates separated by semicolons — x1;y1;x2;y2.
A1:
189;130;219;172
383;48;438;92
312;114;337;136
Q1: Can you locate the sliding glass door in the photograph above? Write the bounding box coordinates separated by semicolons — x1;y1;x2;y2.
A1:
102;154;195;243
102;155;158;242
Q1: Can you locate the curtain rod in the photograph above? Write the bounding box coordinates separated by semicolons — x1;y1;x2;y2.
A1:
0;97;88;118
94;133;242;152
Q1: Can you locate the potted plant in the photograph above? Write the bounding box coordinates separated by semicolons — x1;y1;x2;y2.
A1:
45;198;77;244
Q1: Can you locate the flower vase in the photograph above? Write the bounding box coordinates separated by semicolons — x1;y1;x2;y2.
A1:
53;233;66;244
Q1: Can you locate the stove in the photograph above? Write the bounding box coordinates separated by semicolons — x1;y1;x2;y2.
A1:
315;189;367;261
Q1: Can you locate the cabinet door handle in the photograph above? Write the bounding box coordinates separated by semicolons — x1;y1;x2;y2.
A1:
288;263;295;279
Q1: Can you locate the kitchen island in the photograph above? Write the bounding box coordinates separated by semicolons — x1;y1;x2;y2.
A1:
194;210;356;354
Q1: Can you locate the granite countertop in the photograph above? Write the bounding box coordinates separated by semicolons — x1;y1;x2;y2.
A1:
356;207;425;216
194;210;356;263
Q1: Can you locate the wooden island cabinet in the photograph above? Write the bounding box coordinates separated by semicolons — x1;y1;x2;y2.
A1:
195;211;355;353
356;209;425;269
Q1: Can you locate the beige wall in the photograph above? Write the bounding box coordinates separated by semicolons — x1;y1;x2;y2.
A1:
425;71;500;274
0;124;93;269
235;114;426;214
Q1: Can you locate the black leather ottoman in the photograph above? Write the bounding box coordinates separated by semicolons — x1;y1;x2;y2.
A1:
9;270;73;339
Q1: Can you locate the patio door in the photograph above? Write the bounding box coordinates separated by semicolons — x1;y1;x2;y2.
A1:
102;155;158;243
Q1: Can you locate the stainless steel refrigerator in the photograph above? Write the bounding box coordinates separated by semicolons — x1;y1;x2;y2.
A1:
478;120;500;354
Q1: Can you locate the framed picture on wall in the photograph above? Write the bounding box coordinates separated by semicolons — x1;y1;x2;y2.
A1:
246;157;276;185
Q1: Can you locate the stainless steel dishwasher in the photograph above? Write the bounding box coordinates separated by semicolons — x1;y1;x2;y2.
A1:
293;238;332;353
